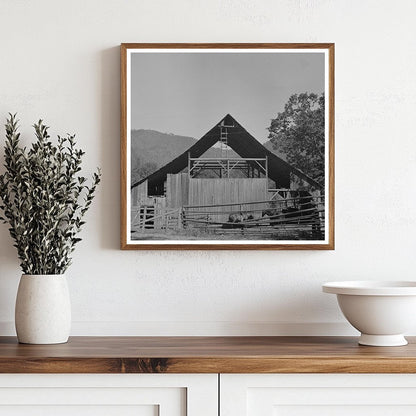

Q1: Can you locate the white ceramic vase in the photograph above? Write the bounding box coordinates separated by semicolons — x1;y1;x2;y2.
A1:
15;274;71;344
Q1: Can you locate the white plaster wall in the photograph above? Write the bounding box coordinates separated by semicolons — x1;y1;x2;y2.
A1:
0;0;415;336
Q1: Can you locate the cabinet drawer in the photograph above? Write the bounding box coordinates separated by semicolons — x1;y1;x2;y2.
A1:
0;374;217;416
221;374;416;416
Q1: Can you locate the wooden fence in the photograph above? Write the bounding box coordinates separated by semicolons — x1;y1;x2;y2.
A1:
132;206;182;231
131;193;325;239
182;194;325;239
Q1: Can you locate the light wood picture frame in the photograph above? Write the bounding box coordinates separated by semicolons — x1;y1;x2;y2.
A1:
121;43;334;250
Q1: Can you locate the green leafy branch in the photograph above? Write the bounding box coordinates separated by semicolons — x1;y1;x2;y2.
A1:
0;113;101;274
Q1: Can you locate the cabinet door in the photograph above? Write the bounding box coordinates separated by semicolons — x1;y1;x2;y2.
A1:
221;374;416;416
0;374;217;416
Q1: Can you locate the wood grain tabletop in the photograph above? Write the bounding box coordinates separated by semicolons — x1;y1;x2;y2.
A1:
0;336;415;373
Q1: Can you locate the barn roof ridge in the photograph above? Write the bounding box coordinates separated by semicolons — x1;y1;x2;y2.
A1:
131;114;323;190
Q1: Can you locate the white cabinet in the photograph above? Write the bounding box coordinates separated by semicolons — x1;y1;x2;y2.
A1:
220;374;416;416
4;373;416;415
0;374;218;416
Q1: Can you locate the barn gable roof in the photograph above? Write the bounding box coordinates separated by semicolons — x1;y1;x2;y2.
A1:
132;114;323;191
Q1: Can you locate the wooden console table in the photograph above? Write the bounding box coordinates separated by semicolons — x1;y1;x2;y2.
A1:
2;336;416;415
0;335;415;373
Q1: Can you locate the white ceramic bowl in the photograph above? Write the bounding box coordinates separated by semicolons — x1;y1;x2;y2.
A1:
323;281;416;346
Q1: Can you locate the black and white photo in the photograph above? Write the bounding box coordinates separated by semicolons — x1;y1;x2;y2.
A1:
121;44;334;249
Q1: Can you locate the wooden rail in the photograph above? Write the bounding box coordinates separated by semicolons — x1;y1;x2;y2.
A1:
184;195;324;209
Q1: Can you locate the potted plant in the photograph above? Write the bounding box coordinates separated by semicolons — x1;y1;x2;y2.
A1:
0;114;101;344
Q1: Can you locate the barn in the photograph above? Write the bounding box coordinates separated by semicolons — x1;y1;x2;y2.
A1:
131;114;324;239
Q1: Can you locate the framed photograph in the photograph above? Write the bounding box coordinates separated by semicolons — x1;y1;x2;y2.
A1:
121;43;334;250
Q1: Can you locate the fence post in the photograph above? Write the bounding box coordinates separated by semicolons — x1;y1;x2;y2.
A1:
177;208;182;229
182;208;187;229
141;206;146;229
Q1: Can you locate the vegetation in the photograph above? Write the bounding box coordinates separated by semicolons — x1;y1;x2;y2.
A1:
130;129;196;183
268;93;325;184
132;157;157;185
0;114;101;275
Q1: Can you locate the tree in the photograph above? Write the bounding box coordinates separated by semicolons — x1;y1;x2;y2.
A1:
131;157;157;184
268;93;325;184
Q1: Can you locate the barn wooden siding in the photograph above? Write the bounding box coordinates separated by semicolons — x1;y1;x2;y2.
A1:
131;180;148;206
187;178;268;223
166;173;189;209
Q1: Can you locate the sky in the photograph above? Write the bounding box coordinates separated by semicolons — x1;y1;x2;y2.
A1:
130;51;325;144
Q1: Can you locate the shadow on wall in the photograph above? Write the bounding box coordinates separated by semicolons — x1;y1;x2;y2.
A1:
99;46;121;250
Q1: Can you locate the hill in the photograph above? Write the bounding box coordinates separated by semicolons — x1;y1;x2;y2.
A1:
131;129;239;183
